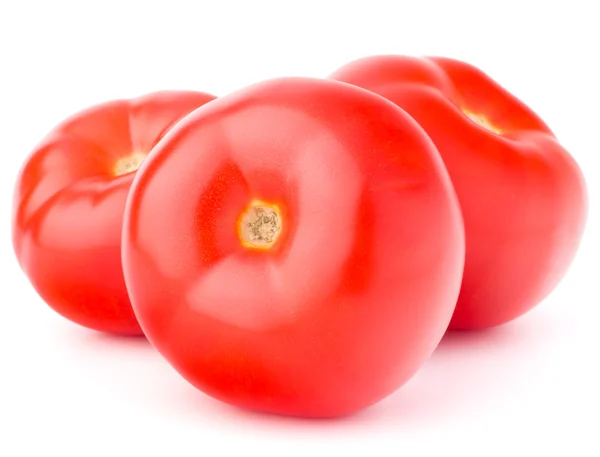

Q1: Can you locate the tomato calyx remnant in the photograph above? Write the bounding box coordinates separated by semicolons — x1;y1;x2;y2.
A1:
238;201;282;250
114;152;147;176
462;110;502;134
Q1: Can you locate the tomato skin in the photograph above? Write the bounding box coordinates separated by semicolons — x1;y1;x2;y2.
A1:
331;56;588;330
122;78;465;417
12;91;216;334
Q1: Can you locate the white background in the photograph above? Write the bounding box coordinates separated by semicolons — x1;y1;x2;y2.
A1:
1;1;599;455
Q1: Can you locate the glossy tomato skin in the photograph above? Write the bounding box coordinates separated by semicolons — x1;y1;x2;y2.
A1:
122;77;465;417
13;91;216;334
331;56;588;330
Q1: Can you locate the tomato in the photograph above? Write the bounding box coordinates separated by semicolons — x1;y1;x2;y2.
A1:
331;56;588;330
122;77;465;417
12;91;216;334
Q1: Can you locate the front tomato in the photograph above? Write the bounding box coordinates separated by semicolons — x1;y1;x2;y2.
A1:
13;91;216;334
122;78;464;417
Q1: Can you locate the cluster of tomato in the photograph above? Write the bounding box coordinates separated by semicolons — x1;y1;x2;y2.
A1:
12;55;587;418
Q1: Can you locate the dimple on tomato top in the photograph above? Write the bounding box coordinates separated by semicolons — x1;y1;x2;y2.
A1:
331;56;588;329
12;91;216;334
122;77;465;417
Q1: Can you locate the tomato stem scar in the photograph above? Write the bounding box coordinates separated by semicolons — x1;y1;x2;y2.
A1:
462;110;502;134
239;202;282;249
114;152;146;176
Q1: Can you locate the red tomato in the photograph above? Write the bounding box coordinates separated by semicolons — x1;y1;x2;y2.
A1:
13;91;216;334
331;56;588;329
122;77;465;417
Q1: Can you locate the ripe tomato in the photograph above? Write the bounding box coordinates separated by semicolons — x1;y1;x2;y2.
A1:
331;56;588;329
122;78;465;417
13;91;216;334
